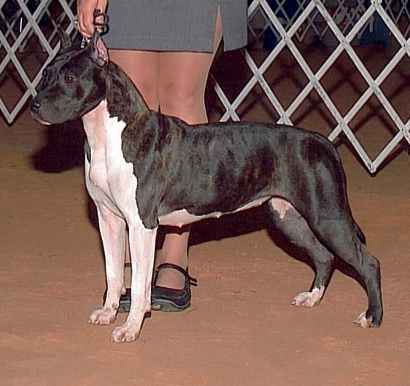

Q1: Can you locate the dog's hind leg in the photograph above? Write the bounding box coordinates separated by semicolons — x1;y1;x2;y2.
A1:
89;205;127;326
111;223;157;343
268;198;334;307
307;217;383;328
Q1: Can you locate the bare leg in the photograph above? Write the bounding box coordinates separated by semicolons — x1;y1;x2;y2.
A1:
108;14;222;291
154;15;223;289
106;50;160;307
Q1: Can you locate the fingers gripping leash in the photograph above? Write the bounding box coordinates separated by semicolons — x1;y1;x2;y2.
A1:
75;9;109;48
93;9;109;34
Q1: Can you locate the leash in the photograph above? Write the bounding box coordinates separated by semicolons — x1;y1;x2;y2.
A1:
76;9;109;48
93;9;109;34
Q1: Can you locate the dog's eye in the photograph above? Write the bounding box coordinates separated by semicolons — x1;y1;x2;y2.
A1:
64;73;75;83
42;69;48;77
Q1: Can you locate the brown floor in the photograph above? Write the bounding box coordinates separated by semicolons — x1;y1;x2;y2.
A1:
1;44;409;386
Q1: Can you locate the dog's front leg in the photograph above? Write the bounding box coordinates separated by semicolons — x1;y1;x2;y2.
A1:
112;223;157;343
89;204;126;325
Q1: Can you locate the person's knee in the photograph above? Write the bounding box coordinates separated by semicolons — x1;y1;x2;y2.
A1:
158;80;204;117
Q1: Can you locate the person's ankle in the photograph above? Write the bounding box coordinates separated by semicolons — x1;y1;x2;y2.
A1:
154;264;187;289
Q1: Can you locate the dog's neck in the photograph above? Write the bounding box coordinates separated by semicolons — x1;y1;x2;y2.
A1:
105;61;149;123
81;61;152;153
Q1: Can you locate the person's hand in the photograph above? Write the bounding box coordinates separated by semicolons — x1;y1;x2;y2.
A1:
76;0;108;37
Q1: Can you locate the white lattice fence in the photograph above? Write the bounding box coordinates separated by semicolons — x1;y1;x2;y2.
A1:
0;0;75;123
215;0;409;173
0;0;409;172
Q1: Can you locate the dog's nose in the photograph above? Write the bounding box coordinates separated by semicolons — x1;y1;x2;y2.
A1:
31;97;41;113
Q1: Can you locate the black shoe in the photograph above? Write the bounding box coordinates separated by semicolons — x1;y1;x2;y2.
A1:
102;288;131;313
118;288;131;313
104;263;197;313
151;263;198;312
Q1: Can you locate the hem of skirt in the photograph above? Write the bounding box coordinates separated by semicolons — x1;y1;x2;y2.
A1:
104;34;247;53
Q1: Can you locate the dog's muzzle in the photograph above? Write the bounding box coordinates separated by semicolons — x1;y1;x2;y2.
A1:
30;97;51;125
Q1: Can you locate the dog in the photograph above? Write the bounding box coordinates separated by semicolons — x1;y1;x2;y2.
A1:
31;32;383;343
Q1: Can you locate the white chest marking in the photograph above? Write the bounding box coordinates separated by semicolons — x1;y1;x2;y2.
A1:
82;101;140;221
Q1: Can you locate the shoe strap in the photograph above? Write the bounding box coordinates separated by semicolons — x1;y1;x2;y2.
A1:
154;262;198;286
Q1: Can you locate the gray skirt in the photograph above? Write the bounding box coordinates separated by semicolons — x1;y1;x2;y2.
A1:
104;0;248;52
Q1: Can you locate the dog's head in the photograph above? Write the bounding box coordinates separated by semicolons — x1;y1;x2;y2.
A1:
31;31;109;125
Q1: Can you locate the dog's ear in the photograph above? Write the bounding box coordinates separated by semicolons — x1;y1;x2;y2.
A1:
57;28;72;50
90;31;109;66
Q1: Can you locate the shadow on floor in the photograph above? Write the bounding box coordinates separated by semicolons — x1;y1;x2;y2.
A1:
31;119;85;173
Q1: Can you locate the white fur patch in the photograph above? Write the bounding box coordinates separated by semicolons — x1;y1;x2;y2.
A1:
83;101;139;219
292;286;325;307
269;198;293;219
353;311;373;328
83;101;157;341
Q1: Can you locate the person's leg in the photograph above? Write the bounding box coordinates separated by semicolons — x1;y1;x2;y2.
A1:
108;13;222;295
106;48;216;290
154;15;223;290
107;50;160;290
107;49;213;291
109;49;160;110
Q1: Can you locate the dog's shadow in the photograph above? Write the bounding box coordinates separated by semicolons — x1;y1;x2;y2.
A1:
31;120;85;173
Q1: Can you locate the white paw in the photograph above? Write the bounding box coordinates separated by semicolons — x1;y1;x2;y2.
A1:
112;324;140;343
292;286;325;307
353;311;373;328
88;307;117;325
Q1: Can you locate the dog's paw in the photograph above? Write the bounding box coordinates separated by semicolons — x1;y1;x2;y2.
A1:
111;324;140;343
353;311;374;328
292;286;325;307
88;307;117;325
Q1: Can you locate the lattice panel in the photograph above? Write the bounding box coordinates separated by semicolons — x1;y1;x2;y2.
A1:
215;0;410;173
0;0;76;123
1;0;409;173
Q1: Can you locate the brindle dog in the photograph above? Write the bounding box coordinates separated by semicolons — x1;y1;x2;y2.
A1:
31;33;383;343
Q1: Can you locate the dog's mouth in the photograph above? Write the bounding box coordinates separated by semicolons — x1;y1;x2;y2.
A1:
30;111;52;126
37;119;52;126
